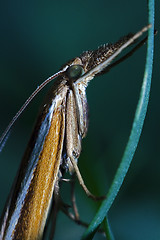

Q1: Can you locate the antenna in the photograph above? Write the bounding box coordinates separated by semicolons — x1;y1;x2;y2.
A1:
0;67;67;152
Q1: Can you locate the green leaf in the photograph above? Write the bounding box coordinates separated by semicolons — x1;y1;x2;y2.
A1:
82;0;155;239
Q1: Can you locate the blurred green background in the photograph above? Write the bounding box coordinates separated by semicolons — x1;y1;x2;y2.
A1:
0;1;159;239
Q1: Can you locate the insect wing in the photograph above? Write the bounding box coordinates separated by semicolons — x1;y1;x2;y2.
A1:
0;87;67;239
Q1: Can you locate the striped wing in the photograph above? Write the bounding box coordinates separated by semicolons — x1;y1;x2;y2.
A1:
0;81;68;240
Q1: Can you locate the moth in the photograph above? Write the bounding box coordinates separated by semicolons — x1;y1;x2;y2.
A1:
0;25;150;239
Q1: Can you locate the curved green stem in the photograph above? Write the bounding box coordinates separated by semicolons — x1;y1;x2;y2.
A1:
82;0;155;239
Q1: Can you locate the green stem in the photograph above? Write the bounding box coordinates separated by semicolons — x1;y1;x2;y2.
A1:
82;0;155;239
103;216;115;240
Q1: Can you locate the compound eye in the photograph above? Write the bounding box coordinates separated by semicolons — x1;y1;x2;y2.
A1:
66;65;84;80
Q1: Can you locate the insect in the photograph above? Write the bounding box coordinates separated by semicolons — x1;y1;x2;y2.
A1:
0;25;150;239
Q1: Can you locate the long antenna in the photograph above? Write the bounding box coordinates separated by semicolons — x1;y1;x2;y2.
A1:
0;25;151;152
0;67;67;151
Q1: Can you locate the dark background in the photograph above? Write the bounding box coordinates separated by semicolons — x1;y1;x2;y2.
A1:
0;1;159;239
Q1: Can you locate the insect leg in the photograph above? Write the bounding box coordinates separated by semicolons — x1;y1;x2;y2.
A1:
66;90;105;200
